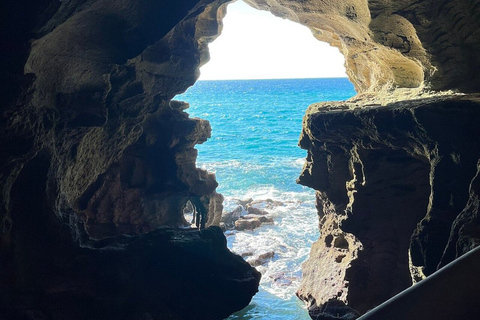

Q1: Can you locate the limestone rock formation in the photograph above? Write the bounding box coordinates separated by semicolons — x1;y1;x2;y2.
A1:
297;95;480;318
245;0;480;93
1;0;259;319
2;0;480;319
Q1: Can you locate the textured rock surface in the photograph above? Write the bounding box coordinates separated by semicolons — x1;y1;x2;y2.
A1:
1;0;259;319
2;0;480;319
297;95;480;318
1;0;229;241
245;0;480;93
1;225;261;320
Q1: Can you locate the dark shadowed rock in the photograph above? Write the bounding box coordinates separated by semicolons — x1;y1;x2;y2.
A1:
297;96;480;318
308;299;360;320
220;205;244;230
1;226;261;320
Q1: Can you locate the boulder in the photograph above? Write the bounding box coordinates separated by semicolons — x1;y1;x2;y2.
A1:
235;218;262;231
248;251;275;267
221;205;244;230
247;206;269;216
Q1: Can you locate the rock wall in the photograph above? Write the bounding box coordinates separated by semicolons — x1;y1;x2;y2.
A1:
1;0;260;319
246;0;480;93
1;0;480;319
297;95;480;318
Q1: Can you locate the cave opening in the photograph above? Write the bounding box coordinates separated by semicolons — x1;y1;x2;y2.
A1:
182;200;195;226
176;0;355;318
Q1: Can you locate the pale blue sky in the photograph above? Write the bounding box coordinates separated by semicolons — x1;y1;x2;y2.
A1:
199;0;347;80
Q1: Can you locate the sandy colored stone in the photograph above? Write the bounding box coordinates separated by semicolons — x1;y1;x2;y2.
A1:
246;206;269;215
235;217;262;231
248;251;275;267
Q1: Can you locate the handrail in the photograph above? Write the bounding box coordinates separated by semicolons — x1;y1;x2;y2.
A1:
357;246;480;320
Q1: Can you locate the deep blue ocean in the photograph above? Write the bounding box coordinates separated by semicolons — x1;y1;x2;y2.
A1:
175;78;355;319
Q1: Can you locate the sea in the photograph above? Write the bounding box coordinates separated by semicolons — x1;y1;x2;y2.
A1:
175;78;355;319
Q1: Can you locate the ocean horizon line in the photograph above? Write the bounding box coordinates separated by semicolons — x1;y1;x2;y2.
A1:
197;76;349;82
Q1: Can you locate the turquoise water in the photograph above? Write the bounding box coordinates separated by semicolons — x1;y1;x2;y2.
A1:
175;78;355;319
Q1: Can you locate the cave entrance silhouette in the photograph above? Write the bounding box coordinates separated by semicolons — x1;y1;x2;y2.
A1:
199;0;348;81
176;1;355;319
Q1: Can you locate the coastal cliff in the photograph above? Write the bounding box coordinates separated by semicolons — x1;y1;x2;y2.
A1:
296;95;480;318
1;0;480;319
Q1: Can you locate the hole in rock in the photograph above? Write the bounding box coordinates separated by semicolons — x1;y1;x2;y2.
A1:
182;200;195;226
325;234;334;247
175;0;356;318
334;234;349;250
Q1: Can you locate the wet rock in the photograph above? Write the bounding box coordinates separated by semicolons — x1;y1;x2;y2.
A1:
246;206;269;216
238;198;253;207
259;216;274;224
241;251;255;258
269;272;295;287
224;229;236;237
221;205;244;230
235;218;262;231
248;251;275;267
241;214;274;224
248;198;284;211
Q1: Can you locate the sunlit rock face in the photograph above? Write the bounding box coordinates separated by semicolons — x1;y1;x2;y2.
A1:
1;0;480;319
246;0;480;93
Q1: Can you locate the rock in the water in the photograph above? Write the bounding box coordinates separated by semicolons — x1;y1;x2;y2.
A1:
238;198;254;207
235;218;262;231
247;206;269;216
248;251;275;267
221;205;244;230
269;272;294;287
241;213;273;223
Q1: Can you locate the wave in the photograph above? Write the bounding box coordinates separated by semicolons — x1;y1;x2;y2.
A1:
197;157;307;172
291;157;307;168
224;185;319;303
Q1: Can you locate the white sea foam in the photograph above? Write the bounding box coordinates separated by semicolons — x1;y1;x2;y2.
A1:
197;160;266;171
225;186;319;303
292;157;307;168
177;76;356;319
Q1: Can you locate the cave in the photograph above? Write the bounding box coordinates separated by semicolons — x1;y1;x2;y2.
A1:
1;0;480;320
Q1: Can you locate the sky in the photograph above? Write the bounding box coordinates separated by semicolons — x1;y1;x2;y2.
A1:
199;0;347;80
